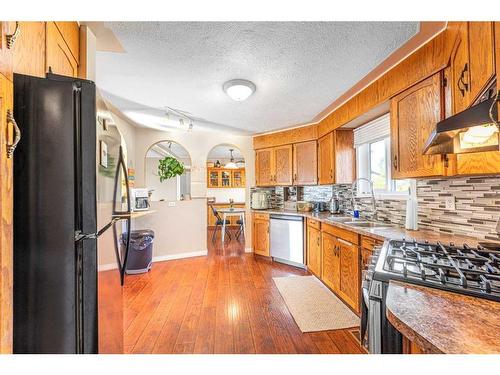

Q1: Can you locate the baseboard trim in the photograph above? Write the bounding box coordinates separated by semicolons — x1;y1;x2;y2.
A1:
98;250;208;272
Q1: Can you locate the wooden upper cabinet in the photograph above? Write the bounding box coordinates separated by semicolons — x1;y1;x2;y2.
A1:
273;144;293;185
338;238;360;313
318;132;334;185
46;22;78;78
467;22;495;104
306;223;321;277
13;22;46;78
0;22;16;81
253;215;270;257
334;130;355;184
255;148;273;186
390;72;445;179
293;140;317;185
450;22;470;114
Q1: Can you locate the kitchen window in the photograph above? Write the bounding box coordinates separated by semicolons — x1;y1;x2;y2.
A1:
354;114;412;198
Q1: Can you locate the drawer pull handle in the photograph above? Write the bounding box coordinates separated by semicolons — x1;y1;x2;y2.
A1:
6;109;21;158
6;21;21;49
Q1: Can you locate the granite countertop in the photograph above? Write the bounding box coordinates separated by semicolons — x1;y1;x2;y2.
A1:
208;201;246;205
252;209;481;246
386;281;500;354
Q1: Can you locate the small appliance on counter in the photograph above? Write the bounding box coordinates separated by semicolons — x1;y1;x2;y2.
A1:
296;201;313;212
329;192;341;214
311;201;327;213
251;191;270;209
283;201;297;211
130;188;150;211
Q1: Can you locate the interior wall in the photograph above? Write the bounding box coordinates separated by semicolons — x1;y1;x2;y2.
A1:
206;188;246;203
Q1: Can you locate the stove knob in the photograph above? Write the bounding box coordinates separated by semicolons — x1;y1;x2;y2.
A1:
366;270;374;281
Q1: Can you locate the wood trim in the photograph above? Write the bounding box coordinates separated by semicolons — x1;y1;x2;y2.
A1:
253;123;317;150
0;74;13;353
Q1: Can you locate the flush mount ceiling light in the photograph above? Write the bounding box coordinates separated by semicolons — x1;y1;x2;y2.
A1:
223;79;256;102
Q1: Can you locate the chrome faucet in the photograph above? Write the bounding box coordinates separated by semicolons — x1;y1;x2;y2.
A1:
351;178;378;221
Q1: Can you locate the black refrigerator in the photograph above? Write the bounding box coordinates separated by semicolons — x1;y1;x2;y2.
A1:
13;73;131;354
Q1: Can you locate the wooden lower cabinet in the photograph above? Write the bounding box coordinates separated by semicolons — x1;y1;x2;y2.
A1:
321;231;340;292
253;213;270;257
360;235;383;271
338;238;360;313
306;219;321;277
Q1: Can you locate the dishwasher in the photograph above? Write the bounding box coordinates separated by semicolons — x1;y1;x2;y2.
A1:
270;214;305;268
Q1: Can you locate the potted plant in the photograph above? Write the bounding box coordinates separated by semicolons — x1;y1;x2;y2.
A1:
157;156;185;182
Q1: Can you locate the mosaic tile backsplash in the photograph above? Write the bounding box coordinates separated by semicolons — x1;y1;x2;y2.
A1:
417;176;500;241
256;174;500;241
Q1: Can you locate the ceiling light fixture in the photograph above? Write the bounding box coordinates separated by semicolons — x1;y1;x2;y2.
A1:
224;149;238;169
223;79;256;101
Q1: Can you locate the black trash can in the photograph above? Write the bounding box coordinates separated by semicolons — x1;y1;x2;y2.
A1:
121;229;155;274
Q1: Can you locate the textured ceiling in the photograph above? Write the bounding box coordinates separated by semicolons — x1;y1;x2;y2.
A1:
96;22;419;134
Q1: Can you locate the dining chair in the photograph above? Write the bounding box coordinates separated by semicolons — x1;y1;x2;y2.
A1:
209;205;232;243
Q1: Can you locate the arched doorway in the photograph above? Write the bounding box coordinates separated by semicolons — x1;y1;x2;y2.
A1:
145;140;192;202
206;144;246;246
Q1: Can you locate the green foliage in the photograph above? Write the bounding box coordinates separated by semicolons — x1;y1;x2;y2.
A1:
158;156;185;182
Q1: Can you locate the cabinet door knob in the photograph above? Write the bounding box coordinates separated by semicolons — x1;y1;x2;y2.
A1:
6;109;21;159
393;155;398;169
6;21;20;49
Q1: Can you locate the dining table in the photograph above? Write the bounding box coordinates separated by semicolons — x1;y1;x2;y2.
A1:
218;207;246;244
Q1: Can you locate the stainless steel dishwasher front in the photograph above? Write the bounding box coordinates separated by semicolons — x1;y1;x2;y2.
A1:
269;214;305;268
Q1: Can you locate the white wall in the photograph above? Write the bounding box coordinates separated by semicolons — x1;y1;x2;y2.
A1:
145;156;179;201
99;122;255;265
206;188;246;203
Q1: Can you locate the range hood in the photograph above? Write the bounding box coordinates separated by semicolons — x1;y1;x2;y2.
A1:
424;91;499;155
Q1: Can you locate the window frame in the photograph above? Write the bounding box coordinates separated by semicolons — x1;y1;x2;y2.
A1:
356;136;413;200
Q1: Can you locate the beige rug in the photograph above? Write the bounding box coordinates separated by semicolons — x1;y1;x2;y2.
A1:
273;275;360;332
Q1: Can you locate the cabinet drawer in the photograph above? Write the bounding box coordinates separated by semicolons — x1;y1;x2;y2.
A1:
322;223;359;245
361;235;383;251
253;212;269;221
307;218;321;230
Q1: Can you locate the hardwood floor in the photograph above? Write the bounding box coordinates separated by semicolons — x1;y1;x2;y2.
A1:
120;227;365;354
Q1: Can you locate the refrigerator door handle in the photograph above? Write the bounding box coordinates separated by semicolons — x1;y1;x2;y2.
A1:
75;220;115;242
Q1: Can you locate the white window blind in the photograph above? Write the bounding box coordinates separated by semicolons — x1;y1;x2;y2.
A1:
353;113;390;147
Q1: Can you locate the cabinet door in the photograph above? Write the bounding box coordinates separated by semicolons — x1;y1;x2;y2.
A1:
45;22;78;77
13;22;45;78
255;148;274;186
0;22;15;81
231;169;245;187
338;239;360;313
273;145;293;185
318;132;334;185
293;140;317;185
450;22;470;114
253;219;269;256
468;22;495;103
0;75;14;353
321;232;340;292
390;72;444;179
334;130;355;184
208;169;220;188
307;225;321;277
220;170;231;188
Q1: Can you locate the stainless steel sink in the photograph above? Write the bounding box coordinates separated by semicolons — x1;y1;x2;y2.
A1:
343;221;394;228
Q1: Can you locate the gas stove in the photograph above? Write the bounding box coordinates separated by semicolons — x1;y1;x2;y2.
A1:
372;239;500;302
361;238;500;354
